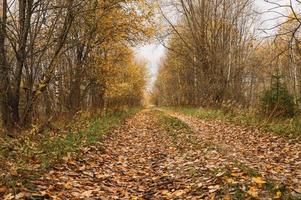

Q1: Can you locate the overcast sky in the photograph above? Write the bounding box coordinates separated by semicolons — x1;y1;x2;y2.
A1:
135;0;280;88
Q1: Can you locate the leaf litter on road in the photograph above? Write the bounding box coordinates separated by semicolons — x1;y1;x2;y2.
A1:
165;109;301;199
2;109;301;199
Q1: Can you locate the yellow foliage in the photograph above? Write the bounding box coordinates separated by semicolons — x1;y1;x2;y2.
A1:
78;0;156;109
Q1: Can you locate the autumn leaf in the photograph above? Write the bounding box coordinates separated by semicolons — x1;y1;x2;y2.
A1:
274;191;282;199
82;190;93;198
0;186;7;195
225;178;236;184
247;187;259;198
294;186;301;194
231;172;240;177
10;166;18;176
252;177;266;185
161;190;172;197
64;181;73;190
173;190;186;197
208;185;221;193
223;193;232;200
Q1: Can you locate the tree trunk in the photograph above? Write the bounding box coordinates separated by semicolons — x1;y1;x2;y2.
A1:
9;0;34;127
69;45;84;112
0;0;12;131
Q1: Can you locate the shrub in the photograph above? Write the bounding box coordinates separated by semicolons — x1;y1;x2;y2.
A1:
260;76;295;117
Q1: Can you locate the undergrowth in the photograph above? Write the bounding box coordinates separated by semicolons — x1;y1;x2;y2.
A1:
0;108;140;193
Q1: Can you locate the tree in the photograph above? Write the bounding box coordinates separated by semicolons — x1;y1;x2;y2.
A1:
0;0;156;132
261;74;295;117
155;0;257;107
0;0;11;131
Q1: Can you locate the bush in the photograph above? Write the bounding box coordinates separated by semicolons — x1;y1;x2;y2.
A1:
260;78;295;117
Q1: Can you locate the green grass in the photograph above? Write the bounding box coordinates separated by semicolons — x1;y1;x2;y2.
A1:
0;108;140;192
156;110;192;139
154;110;206;151
159;113;192;134
169;107;301;139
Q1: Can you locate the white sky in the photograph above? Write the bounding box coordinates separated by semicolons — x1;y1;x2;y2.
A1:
134;0;282;88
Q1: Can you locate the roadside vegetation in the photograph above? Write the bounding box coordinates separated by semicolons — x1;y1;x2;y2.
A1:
0;0;153;195
0;108;140;194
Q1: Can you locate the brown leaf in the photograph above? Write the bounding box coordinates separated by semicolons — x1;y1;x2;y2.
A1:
64;181;73;190
173;190;186;197
81;190;93;197
208;185;221;193
223;193;232;200
0;186;7;195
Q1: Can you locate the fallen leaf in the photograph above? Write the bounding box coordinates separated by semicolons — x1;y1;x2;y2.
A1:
223;193;231;200
64;181;72;189
231;172;239;177
294;187;301;194
252;177;266;185
161;190;172;197
225;178;236;184
216;172;225;177
197;182;203;188
10;167;18;176
173;190;186;197
208;185;221;193
3;193;14;200
82;190;93;197
0;186;7;194
275;191;282;199
247;187;258;198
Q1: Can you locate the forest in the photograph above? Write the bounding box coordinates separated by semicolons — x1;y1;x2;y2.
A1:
0;0;154;133
0;0;301;199
154;0;301;113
